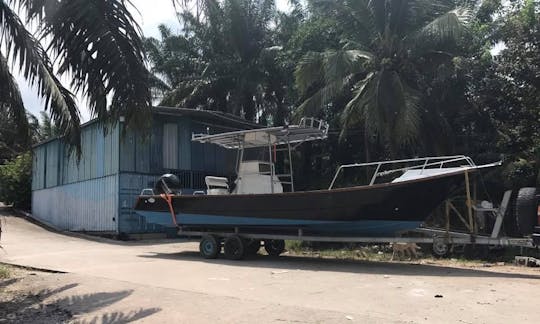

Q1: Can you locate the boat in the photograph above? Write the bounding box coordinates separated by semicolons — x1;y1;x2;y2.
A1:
133;118;500;237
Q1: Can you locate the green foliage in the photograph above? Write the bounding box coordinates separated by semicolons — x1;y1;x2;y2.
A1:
0;153;32;210
502;159;537;189
37;111;61;142
0;0;151;153
467;0;540;187
295;0;475;157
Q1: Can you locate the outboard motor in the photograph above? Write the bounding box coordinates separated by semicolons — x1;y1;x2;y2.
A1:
154;174;182;195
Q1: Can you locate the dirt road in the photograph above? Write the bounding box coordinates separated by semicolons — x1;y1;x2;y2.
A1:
1;209;539;323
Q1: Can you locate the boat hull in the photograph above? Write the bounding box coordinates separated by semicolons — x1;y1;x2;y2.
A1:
134;170;471;236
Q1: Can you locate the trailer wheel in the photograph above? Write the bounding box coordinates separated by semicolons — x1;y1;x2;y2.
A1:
224;235;245;260
432;239;449;258
264;239;285;256
515;187;538;236
246;239;261;256
199;235;220;259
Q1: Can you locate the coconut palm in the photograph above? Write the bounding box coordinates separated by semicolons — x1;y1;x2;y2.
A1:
295;0;474;156
0;0;151;150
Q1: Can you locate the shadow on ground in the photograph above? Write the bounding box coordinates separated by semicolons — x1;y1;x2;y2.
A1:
0;277;160;323
139;250;540;279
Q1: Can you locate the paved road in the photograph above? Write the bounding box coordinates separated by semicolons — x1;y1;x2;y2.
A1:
1;209;540;323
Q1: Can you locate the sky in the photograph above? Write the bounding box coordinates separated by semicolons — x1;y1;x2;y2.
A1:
21;0;291;122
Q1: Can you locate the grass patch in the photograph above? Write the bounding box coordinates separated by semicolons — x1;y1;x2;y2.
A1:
285;241;395;261
0;264;11;279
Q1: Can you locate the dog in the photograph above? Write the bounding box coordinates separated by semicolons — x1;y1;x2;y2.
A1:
390;243;421;261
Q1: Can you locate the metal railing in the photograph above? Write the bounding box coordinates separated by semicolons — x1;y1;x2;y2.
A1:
328;155;476;190
299;117;330;135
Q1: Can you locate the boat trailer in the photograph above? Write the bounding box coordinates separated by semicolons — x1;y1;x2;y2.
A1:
178;189;538;259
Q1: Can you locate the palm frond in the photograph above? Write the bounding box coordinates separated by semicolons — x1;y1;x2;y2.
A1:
390;73;421;146
310;0;378;44
414;5;474;46
340;72;377;137
295;51;325;96
296;49;372;114
35;0;151;130
323;49;373;82
0;1;81;150
0;51;29;146
295;77;349;118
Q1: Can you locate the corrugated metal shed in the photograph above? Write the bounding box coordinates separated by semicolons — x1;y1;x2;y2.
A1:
32;175;118;232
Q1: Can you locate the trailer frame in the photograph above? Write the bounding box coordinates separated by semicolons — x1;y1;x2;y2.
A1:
177;189;537;259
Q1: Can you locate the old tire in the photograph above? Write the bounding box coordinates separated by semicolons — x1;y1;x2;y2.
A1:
245;239;261;256
264;239;285;256
515;187;538;236
224;235;245;260
200;235;220;259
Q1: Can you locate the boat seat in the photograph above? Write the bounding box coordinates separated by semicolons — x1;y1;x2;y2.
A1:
205;176;230;195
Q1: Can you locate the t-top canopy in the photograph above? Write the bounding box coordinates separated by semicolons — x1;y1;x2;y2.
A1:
192;118;329;149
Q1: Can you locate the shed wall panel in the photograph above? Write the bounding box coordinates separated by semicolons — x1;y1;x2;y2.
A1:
120;131;136;172
32;146;46;190
45;140;59;187
32;174;118;232
95;129;105;178
162;123;178;169
135;134;150;173
103;126;119;176
149;123;163;172
178;119;192;170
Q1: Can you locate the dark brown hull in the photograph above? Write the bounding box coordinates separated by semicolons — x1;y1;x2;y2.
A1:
134;170;471;237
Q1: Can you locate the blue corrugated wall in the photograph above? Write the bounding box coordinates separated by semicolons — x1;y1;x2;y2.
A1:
32;123;120;232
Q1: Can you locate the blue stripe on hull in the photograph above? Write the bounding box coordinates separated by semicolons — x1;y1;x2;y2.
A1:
134;210;422;237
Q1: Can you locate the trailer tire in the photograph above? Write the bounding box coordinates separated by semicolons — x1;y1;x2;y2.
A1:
200;235;220;259
264;239;285;256
224;235;245;260
432;239;449;258
515;187;538;236
246;239;261;256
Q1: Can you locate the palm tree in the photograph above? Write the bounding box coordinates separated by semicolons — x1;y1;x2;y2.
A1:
146;0;284;123
0;0;151;151
295;0;474;157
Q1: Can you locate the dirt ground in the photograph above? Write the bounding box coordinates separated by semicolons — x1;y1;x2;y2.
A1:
1;208;540;323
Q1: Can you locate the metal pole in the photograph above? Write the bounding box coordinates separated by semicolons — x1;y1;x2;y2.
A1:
369;163;381;185
464;170;475;234
268;136;274;193
288;141;294;192
237;139;244;175
328;166;343;190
